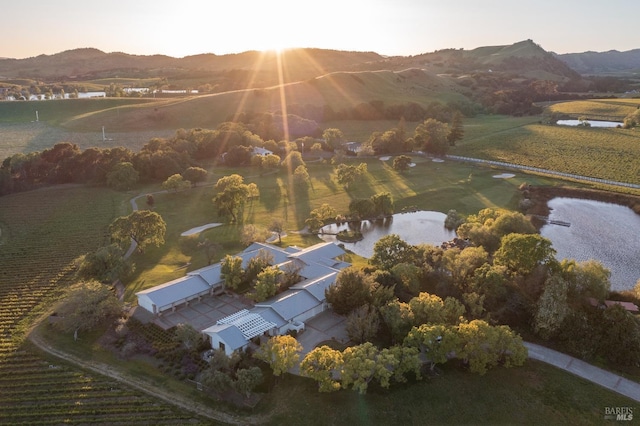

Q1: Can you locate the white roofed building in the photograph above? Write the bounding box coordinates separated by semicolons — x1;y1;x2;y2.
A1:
136;241;350;355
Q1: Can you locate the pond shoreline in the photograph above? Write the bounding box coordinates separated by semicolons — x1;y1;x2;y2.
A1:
526;185;640;228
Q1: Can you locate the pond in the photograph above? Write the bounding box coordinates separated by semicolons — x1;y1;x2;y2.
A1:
540;198;640;291
557;119;622;128
318;211;456;259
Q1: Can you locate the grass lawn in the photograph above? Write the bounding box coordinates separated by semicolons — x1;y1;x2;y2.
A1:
261;360;635;425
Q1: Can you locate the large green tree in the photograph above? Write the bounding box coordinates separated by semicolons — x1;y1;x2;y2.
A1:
212;174;251;223
109;210;166;253
300;346;344;392
106;161;139;191
370;234;414;270
254;335;302;376
494;233;556;276
414;118;450;155
326;267;378;315
53;280;123;339
220;255;244;290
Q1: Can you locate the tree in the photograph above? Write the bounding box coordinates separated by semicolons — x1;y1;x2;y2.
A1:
371;192;394;217
254;335;302;376
109;210;166;253
334;163;367;188
404;323;460;371
282;151;305;171
305;204;336;232
456;320;527;375
444;209;465;231
408;292;463;326
53;281;122;339
293;165;310;188
391;263;423;295
370;234;414;270
534;275;571;339
392;155;412;173
414;118;450;155
262;153;281;169
182;166;207;187
146;194;155;209
106;161;139;191
269;219;285;244
162;173;191;192
326;267;377;315
174;323;201;350
442;246;489;291
494;233;556;276
77;243;130;283
447;111;464;146
323;128;345;151
220;255;244;290
380;300;414;343
300;346;344;392
598;305;640;365
234;367;263;398
213;174;250;223
253;266;282;302
240;224;270;246
349;198;375;220
200;369;233;394
346;304;380;344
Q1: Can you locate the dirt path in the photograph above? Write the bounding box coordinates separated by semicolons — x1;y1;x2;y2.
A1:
27;328;269;425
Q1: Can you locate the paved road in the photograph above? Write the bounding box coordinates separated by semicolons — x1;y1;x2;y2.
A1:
524;342;640;402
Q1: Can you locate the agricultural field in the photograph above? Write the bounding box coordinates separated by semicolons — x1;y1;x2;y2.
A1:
454;118;640;185
546;98;640;121
0;186;207;424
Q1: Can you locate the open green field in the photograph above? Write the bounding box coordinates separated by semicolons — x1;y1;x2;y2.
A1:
455;116;640;185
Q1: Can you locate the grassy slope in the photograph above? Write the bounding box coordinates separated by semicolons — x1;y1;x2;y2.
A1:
264;361;634;425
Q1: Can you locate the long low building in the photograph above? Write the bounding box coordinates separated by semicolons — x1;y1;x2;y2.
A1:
136;241;350;354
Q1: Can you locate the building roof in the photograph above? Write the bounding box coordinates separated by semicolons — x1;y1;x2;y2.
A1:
216;309;276;339
604;300;639;312
255;290;319;323
135;275;209;309
202;323;248;351
288;242;345;263
187;263;222;286
291;272;338;302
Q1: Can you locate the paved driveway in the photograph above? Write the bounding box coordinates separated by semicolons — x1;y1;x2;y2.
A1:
297;310;349;356
149;293;252;331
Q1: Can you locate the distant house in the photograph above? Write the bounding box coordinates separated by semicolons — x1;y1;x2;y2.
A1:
136;241;350;355
588;297;639;313
251;146;273;157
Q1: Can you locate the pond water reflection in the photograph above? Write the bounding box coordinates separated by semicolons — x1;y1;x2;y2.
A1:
319;211;456;259
557;119;622;128
540;198;640;291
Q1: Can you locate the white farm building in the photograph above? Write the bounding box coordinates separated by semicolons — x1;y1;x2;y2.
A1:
136;241;350;356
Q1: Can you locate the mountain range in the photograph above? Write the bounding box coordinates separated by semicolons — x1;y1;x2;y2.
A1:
3;40;635;84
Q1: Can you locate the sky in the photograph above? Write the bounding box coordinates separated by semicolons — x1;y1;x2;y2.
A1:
2;0;638;59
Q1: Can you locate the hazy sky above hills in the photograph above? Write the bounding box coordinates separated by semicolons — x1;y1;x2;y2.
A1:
3;0;638;59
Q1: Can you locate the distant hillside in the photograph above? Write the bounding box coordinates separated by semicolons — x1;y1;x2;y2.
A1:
0;48;383;83
0;40;579;84
402;40;580;81
557;49;640;75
